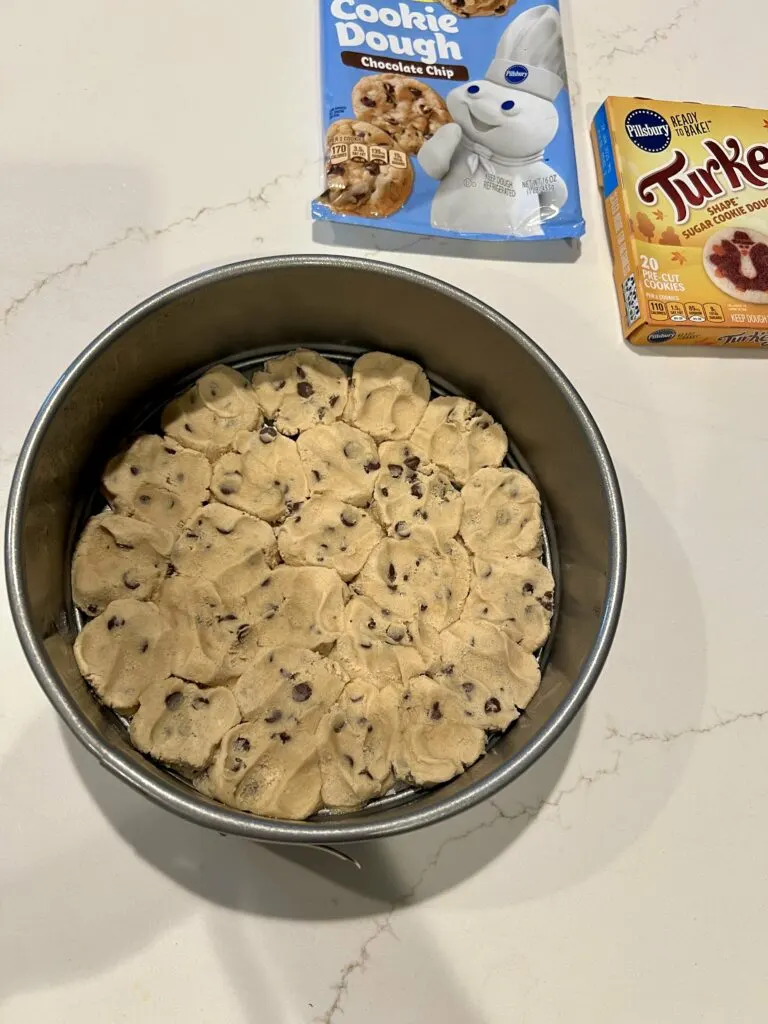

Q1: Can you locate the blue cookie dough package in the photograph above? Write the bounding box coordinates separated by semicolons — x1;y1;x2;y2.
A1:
313;0;585;241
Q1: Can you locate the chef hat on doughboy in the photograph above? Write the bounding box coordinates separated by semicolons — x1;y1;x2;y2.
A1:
485;5;566;102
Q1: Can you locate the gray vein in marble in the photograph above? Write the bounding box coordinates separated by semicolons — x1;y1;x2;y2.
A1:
596;0;701;64
0;162;317;329
607;705;768;746
316;918;394;1024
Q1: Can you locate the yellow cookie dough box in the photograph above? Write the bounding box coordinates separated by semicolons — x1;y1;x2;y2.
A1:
592;96;768;347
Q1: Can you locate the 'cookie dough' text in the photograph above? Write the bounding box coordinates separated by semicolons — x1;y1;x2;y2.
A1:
331;0;462;65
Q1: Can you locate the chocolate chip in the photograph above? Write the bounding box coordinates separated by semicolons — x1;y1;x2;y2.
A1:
386;625;405;643
275;731;290;744
236;623;251;643
217;613;237;622
164;445;177;455
122;572;140;591
364;161;380;176
233;736;251;752
139;640;149;654
410;482;423;499
292;682;312;702
485;697;501;714
107;615;124;630
387;562;396;582
340;510;358;527
263;604;279;620
312;469;322;482
380;487;389;497
274;379;286;390
359;639;373;650
138;494;151;504
260;576;272;587
192;696;210;709
259;424;278;444
215;525;234;535
394;521;410;538
462;682;475;697
364;461;380;474
295;365;307;380
165;690;184;709
184;424;193;433
185;531;199;539
129;465;140;476
367;618;376;629
333;720;346;733
481;566;493;578
219;484;237;496
404;455;420;471
329;394;340;408
443;664;454;676
264;709;282;724
420;603;428;612
165;562;178;577
388;463;403;478
522;582;535;595
361;95;376;107
409;87;422;99
297;381;314;399
86;604;98;615
429;701;442;721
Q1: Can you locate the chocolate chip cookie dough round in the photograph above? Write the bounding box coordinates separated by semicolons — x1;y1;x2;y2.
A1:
344;352;430;441
241;565;346;651
439;0;517;15
352;74;452;155
154;576;258;685
431;617;541;729
411;397;508;486
460;467;542;559
201;722;323;820
296;421;380;507
373;440;463;544
72;511;173;616
210;427;308;524
394;675;487;787
277;496;382;581
318;679;400;809
465;555;554;652
102;434;211;534
162;365;262;460
73;598;174;713
170;503;278;600
334;595;432;690
322;120;414;219
252;350;349;436
130;677;240;772
353;528;469;631
232;645;347;729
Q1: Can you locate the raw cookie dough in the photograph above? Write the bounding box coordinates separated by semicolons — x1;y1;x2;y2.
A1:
353;529;469;631
344;352;430;441
351;74;452;155
334;595;432;689
296;421;380;507
130;677;240;771
211;427;308;524
202;721;322;819
277;496;382;580
410;396;508;486
465;555;554;652
102;434;211;533
155;576;258;685
460;467;542;558
439;0;516;15
73;599;174;712
252;350;349;436
431;617;541;729
161;365;262;460
72;511;173;616
232;645;347;729
170;503;278;600
318;679;400;808
373;440;463;544
394;675;486;786
240;564;346;650
322;120;414;219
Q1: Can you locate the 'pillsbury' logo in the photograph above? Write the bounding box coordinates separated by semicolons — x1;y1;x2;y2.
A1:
625;108;672;153
504;64;529;86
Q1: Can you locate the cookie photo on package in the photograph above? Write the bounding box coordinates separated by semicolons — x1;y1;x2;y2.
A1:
313;0;585;241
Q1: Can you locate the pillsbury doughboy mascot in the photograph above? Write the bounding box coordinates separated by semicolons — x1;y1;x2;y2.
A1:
419;5;569;237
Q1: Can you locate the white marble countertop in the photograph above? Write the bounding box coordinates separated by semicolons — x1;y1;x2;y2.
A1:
2;2;767;1021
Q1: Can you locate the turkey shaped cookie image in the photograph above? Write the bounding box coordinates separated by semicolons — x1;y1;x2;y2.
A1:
419;5;568;237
